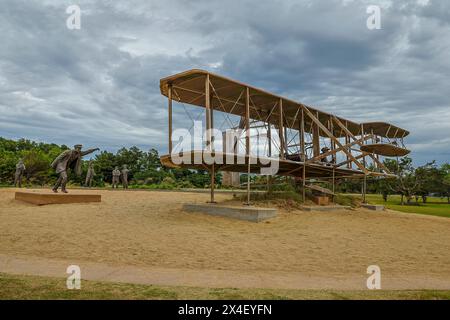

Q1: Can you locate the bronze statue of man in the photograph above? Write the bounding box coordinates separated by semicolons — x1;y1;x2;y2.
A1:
85;161;95;188
51;144;99;193
320;147;330;164
14;159;26;188
121;164;130;189
112;166;121;189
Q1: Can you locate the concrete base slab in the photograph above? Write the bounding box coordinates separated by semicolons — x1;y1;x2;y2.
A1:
299;205;351;212
361;204;385;211
15;191;101;205
183;203;277;222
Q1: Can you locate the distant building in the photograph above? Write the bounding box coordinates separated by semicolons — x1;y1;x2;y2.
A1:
221;130;240;187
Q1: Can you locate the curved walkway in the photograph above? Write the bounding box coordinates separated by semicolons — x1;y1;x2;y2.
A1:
1;254;449;290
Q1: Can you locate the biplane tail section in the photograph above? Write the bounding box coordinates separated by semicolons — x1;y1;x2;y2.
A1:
359;122;410;157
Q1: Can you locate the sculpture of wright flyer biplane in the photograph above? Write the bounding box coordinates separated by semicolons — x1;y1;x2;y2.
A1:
159;69;409;203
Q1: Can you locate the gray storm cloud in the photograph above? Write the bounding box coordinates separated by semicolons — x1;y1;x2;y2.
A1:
0;0;449;164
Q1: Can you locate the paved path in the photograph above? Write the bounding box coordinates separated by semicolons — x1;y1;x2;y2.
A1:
1;254;449;290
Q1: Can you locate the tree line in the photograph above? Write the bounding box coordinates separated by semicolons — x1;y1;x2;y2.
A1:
0;137;218;189
0;137;449;203
336;157;450;204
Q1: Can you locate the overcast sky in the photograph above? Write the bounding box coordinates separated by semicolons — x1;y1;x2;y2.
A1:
0;0;449;164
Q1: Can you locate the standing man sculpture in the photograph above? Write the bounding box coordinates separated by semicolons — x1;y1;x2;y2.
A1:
112;166;121;189
121;164;130;189
51;144;99;193
85;161;96;188
14;159;26;188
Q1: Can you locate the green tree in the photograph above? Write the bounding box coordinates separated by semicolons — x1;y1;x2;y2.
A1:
384;157;418;205
93;151;117;184
21;149;51;185
415;161;441;203
440;163;450;203
0;137;67;185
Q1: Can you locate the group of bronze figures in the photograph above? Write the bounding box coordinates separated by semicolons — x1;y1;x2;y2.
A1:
14;144;130;193
111;165;129;189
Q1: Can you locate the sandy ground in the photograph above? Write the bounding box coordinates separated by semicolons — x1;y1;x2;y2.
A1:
0;188;449;289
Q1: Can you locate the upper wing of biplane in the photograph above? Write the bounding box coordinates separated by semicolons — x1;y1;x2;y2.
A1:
160;69;409;139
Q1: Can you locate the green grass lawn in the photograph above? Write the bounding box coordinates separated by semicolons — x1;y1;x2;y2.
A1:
0;273;449;300
365;194;450;218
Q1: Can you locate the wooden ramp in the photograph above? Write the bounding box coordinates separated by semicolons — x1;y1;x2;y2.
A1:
305;184;335;196
15;191;101;205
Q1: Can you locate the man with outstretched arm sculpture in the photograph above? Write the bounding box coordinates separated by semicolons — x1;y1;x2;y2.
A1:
51;144;99;193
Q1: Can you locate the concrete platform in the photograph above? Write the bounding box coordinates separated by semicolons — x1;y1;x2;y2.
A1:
299;205;351;212
183;203;277;222
15;191;101;205
361;204;385;211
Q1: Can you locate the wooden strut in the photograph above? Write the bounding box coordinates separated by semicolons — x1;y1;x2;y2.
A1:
307;134;373;163
329;117;336;164
284;107;300;155
301;106;369;174
267;122;272;157
345;120;351;169
258;102;278;159
361;123;366;203
301;108;306;203
226;90;277;157
171;88;207;140
205;74;216;204
332;116;391;175
279;99;285;159
312;111;320;158
245;87;251;205
336;152;369;167
174;83;279;127
209;82;241;132
172;85;245;108
173;87;205;107
362;157;367;203
168;84;173;154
